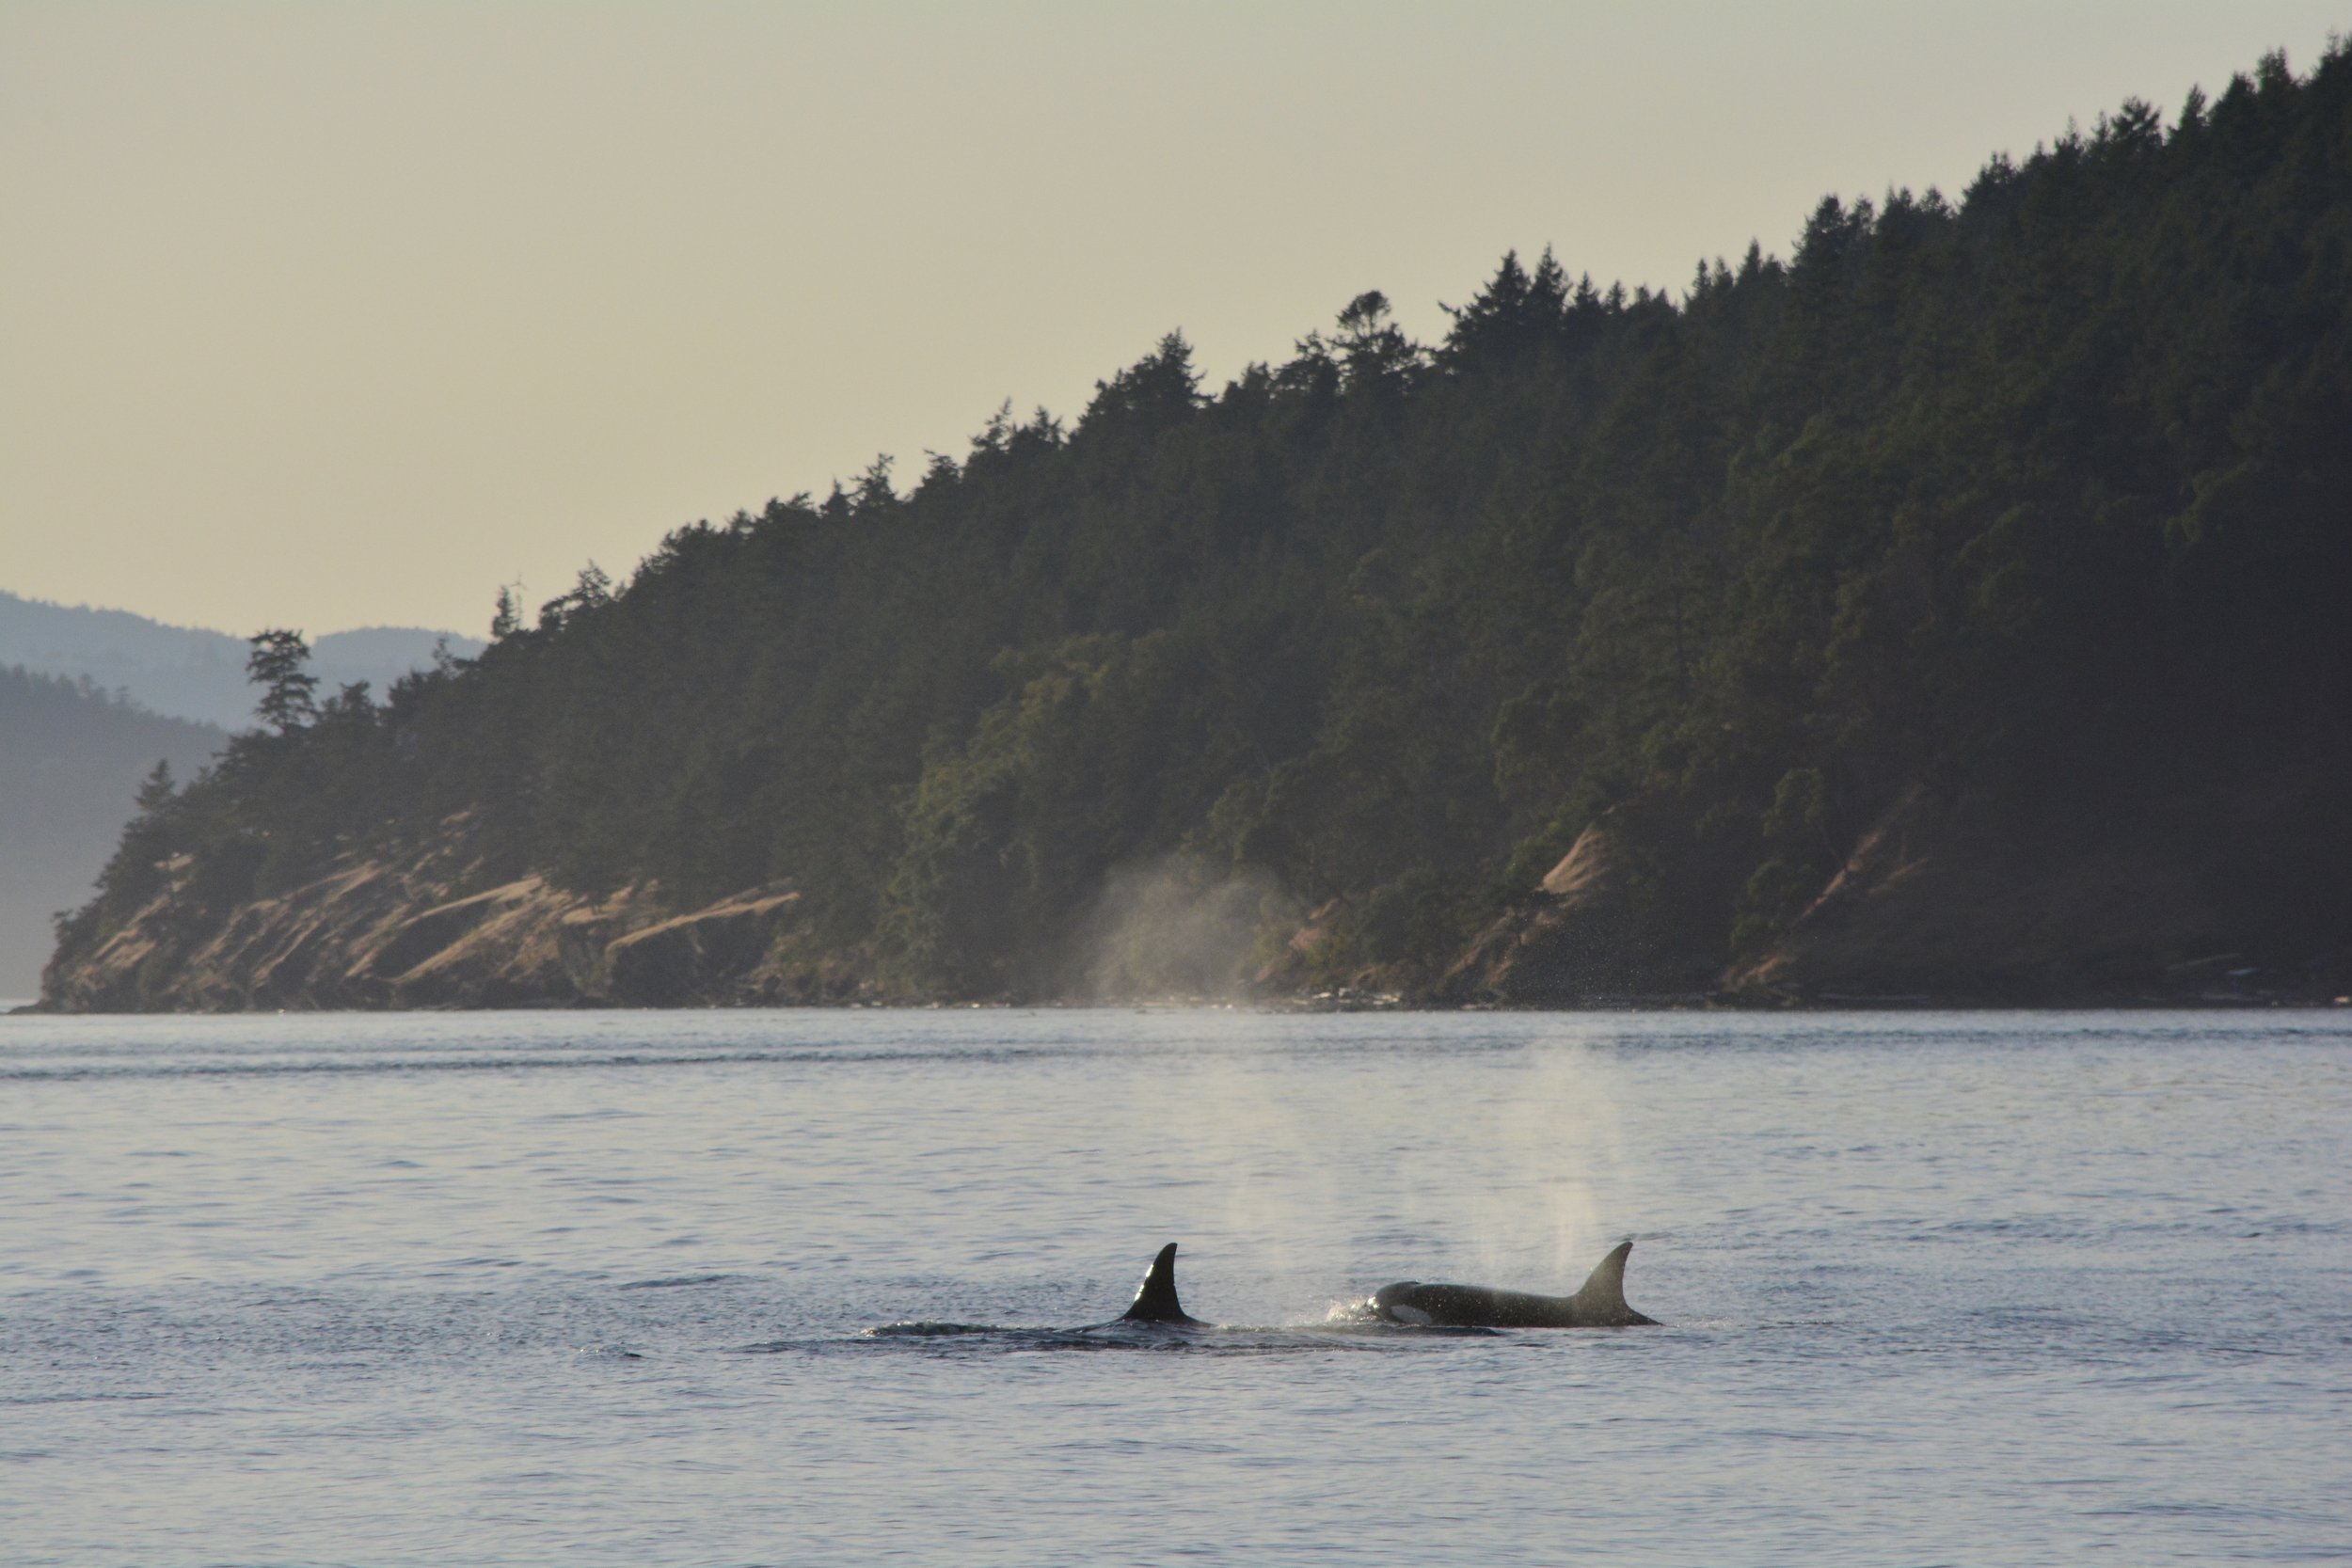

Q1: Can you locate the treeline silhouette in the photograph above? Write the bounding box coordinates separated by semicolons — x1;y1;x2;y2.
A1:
53;46;2352;1000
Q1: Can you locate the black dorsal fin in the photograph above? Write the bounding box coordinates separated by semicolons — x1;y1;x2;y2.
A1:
1120;1242;1200;1324
1567;1239;1656;1325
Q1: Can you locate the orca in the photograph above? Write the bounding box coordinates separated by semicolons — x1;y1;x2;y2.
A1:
1120;1241;1206;1325
1370;1239;1658;1328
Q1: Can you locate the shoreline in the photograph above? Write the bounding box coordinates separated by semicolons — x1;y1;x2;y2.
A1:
15;990;2352;1018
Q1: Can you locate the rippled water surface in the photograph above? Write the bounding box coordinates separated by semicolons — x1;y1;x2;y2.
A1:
3;1007;2347;1565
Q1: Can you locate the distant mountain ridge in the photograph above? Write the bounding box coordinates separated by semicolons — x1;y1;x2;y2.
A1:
0;590;483;730
0;667;229;996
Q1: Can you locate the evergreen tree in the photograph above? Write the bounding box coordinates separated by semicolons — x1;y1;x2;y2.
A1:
245;630;318;733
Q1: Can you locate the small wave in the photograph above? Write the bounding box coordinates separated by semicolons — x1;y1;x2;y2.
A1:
618;1274;734;1291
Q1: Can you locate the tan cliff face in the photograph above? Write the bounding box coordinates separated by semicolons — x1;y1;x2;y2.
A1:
37;820;844;1012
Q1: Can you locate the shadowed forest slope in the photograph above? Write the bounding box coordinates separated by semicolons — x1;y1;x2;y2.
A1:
43;45;2352;1008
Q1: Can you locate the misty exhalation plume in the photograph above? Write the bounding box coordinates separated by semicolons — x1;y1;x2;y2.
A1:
1081;856;1292;1002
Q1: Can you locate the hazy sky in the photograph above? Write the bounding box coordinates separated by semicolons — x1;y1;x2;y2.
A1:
4;2;2343;640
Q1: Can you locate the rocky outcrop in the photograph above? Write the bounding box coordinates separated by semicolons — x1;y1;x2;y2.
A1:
38;817;852;1011
604;891;806;1005
355;877;667;1007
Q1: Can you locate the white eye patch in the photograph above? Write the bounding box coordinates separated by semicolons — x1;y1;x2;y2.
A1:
1386;1303;1433;1325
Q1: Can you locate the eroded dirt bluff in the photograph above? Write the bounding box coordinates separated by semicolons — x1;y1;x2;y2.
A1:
37;824;850;1012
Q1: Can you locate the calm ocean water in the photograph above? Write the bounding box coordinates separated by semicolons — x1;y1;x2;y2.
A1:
2;1007;2346;1566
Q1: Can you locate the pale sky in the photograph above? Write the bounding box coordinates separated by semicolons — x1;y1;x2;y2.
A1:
3;1;2343;640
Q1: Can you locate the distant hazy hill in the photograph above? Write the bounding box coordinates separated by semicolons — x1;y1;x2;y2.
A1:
0;590;483;730
0;667;228;997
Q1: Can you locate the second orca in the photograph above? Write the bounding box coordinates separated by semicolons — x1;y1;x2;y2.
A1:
1368;1239;1658;1327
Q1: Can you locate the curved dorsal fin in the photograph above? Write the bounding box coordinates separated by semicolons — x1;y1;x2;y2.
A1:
1567;1239;1655;1325
1120;1242;1200;1323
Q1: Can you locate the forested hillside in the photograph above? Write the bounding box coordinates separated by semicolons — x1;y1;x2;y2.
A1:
43;45;2352;1009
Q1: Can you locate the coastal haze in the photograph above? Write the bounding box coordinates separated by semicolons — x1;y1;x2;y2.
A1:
0;594;478;996
0;592;480;732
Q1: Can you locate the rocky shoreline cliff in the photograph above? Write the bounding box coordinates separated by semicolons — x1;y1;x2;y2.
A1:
38;783;2347;1012
37;816;848;1012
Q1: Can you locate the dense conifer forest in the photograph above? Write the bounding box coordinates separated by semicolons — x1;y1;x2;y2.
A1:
47;45;2352;1006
